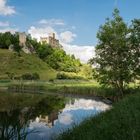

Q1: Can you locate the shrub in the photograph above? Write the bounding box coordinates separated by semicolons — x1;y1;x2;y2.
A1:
32;72;40;80
56;72;83;80
49;79;54;82
21;72;40;80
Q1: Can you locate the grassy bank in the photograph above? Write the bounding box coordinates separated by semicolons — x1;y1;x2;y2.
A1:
1;80;139;101
4;80;117;99
0;49;56;80
57;92;140;140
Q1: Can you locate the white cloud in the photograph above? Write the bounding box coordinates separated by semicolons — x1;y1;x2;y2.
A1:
28;26;58;41
60;31;77;43
62;43;95;63
0;27;18;33
0;21;9;27
39;19;65;26
0;0;16;15
28;19;94;63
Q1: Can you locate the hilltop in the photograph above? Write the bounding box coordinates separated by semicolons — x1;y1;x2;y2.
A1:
0;49;56;80
0;32;93;81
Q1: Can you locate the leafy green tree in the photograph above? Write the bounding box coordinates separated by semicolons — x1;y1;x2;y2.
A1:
92;9;132;96
0;32;19;49
45;48;81;72
0;32;12;49
37;44;53;60
79;64;93;79
129;19;140;78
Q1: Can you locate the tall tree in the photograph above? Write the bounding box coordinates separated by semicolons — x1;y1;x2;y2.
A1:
129;19;140;79
92;9;132;96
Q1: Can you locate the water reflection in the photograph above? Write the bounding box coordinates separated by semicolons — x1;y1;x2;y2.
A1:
0;108;34;140
28;98;110;140
0;95;65;140
0;97;110;140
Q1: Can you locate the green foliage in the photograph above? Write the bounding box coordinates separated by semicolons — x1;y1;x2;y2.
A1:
36;43;53;60
56;72;84;80
129;19;140;78
45;48;81;72
79;64;93;79
5;72;15;80
13;44;21;55
27;36;82;73
0;32;19;49
92;9;133;95
21;72;40;80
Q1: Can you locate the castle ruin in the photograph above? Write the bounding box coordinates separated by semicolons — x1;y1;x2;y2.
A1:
19;32;27;46
40;33;60;48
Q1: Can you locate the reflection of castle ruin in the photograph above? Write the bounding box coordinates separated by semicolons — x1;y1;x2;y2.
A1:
40;33;60;48
36;111;60;128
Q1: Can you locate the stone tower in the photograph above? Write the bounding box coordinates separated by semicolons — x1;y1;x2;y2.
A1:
19;32;26;46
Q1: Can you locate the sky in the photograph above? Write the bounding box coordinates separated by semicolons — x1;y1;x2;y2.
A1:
0;0;140;63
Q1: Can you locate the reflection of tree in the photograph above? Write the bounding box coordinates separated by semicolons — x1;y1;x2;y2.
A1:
0;95;65;139
0;108;35;140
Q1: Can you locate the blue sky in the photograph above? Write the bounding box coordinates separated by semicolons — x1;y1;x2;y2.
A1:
0;0;140;62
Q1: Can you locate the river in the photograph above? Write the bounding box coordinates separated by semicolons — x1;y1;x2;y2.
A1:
0;95;110;140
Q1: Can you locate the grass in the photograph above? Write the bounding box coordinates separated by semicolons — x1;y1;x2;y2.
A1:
0;79;139;105
57;92;140;140
0;49;56;80
2;79;139;101
3;80;117;99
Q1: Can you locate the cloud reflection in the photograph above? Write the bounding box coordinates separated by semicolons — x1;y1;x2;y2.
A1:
58;113;73;125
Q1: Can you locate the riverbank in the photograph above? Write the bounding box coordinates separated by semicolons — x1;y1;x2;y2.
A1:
57;92;140;140
0;79;139;102
0;80;139;140
0;80;116;103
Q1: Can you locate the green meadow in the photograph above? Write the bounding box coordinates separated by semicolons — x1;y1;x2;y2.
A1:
0;49;56;80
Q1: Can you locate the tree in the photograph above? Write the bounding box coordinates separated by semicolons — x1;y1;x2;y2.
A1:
37;44;53;60
0;32;19;49
79;64;93;79
129;19;140;78
0;32;12;49
92;9;132;96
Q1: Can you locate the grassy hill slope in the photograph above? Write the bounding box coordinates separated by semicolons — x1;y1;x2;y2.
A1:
0;49;56;80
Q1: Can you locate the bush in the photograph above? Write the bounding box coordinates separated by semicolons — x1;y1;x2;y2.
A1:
5;72;15;80
49;79;54;82
56;72;83;80
32;72;40;80
21;72;40;80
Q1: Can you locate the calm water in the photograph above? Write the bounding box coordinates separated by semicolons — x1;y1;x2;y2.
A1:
0;97;110;140
27;98;110;140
